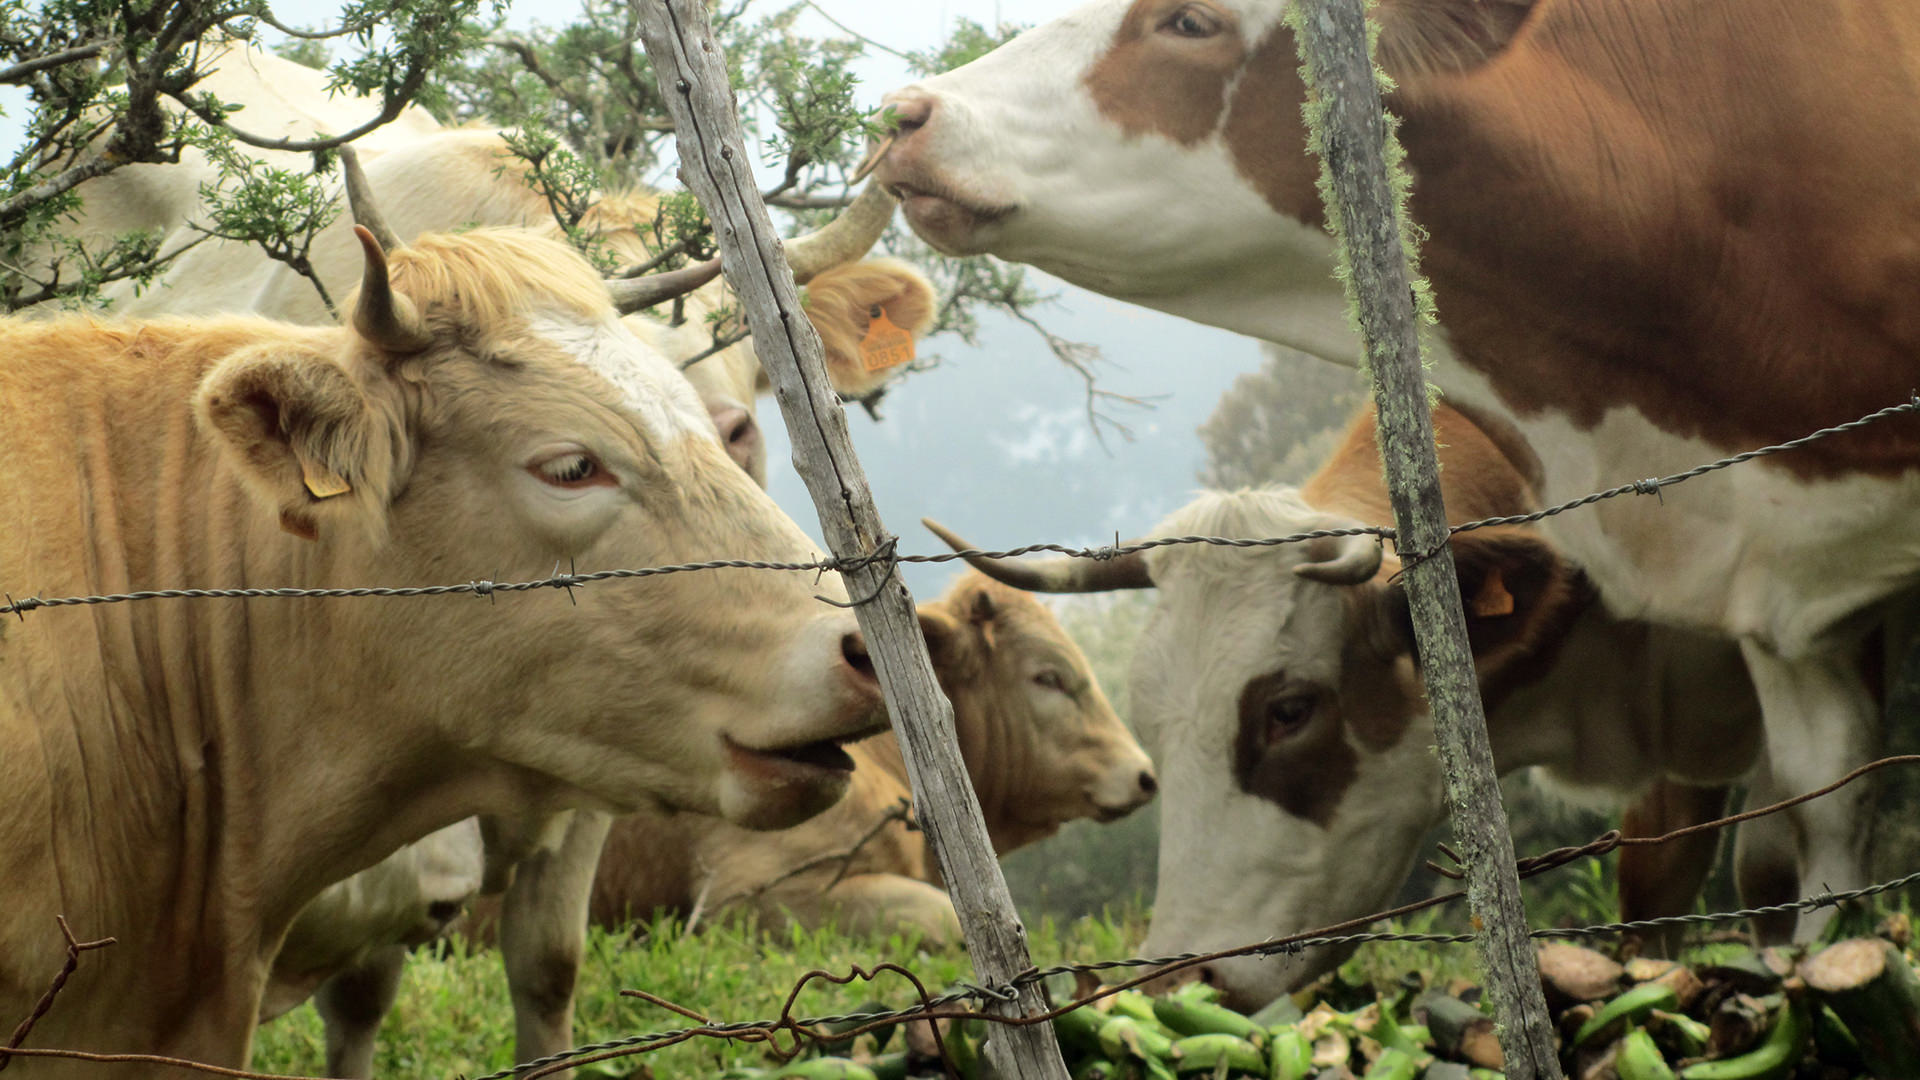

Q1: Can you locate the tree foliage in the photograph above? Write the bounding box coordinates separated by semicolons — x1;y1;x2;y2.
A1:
1198;343;1369;489
1;2;1115;423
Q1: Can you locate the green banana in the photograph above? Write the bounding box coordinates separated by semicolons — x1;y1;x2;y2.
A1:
1101;1015;1178;1062
1169;1033;1269;1076
1359;1048;1418;1080
1649;1009;1710;1059
1172;979;1226;1006
1574;982;1681;1046
1267;1028;1312;1080
867;1052;908;1080
765;1058;880;1080
1154;997;1267;1045
1469;1070;1505;1080
1615;1029;1679;1080
1110;991;1162;1024
1677;1003;1808;1080
1073;1058;1122;1080
1055;1005;1111;1055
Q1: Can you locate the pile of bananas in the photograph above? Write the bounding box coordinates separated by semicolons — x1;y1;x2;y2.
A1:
609;935;1917;1080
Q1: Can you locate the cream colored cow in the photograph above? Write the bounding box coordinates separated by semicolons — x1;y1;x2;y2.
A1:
0;224;888;1076
586;571;1159;941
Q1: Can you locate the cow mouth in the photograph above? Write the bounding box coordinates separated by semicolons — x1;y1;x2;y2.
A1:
884;180;1013;253
725;721;890;780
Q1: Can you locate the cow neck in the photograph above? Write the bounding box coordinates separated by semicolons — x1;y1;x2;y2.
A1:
1389;1;1920;478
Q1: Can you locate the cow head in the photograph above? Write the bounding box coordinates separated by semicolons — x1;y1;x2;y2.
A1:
929;485;1582;1008
873;0;1531;347
196;225;887;832
917;569;1157;851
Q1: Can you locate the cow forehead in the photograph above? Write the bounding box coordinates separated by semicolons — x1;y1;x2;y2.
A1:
1074;0;1314;221
526;312;716;445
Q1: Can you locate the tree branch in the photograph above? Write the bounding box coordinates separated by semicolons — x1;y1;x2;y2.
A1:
0;40;111;84
167;59;427;152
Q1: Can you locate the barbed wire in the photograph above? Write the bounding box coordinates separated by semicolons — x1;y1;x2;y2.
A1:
4;395;1917;619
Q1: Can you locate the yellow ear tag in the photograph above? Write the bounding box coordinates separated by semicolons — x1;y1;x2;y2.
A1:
1471;567;1516;618
858;309;915;372
301;458;352;500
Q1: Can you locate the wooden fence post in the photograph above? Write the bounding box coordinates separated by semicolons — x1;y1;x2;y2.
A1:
1290;3;1564;1078
633;4;1071;1078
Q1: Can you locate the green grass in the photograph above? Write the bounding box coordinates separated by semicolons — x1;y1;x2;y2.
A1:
249;904;1154;1079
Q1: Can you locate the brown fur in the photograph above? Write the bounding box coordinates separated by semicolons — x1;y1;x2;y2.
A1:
583;571;1153;939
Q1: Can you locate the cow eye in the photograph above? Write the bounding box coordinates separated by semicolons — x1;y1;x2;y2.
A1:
1262;694;1316;746
1033;670;1068;693
1163;4;1222;38
532;452;604;488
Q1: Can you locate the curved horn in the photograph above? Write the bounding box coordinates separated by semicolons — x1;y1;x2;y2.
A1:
1292;532;1385;586
351;225;433;354
923;518;1153;594
607;256;725;314
786;183;896;284
339;147;404;255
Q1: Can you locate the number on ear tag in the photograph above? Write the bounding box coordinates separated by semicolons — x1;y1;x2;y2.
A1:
858;310;915;372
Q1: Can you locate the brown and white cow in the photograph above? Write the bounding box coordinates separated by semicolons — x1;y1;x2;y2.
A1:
0;226;889;1075
876;0;1920;938
584;570;1157;940
936;403;1762;1008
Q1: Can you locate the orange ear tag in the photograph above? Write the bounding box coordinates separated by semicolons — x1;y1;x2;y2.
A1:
1470;567;1516;618
858;309;915;372
301;457;352;500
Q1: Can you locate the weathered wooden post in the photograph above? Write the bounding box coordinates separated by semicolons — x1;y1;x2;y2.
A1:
1290;2;1564;1078
633;4;1071;1078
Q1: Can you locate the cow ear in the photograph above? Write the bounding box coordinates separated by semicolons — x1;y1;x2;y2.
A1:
1377;0;1536;75
196;345;401;542
1445;525;1585;689
799;258;936;401
918;607;963;663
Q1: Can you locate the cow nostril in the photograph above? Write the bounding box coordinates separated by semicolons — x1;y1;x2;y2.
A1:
426;900;464;925
883;91;934;135
1138;770;1158;797
1195;965;1219;988
841;632;877;683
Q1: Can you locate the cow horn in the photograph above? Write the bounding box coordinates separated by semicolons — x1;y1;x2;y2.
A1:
352;225;433;354
339;147;405;256
922;518;1154;593
1292;532;1385;585
786;183;896;284
606;257;725;314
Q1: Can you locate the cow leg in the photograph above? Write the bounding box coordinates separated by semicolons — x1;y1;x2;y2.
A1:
1731;752;1801;944
313;945;406;1079
500;809;614;1075
1737;640;1881;940
1617;780;1730;957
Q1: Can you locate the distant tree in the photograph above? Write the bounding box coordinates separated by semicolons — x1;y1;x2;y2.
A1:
1198;343;1368;489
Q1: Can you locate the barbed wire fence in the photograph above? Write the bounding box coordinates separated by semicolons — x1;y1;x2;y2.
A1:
5;392;1916;621
2;752;1917;1078
5;0;1920;1076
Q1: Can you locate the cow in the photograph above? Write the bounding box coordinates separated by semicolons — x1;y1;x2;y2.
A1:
932;401;1764;1008
0;222;893;1075
30;45;936;1077
584;570;1158;941
874;0;1920;942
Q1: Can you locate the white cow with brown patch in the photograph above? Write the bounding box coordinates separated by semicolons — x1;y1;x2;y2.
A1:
583;571;1157;940
876;0;1920;944
936;403;1763;1008
0;224;889;1075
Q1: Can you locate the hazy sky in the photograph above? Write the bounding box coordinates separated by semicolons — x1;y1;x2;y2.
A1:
2;0;1268;596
